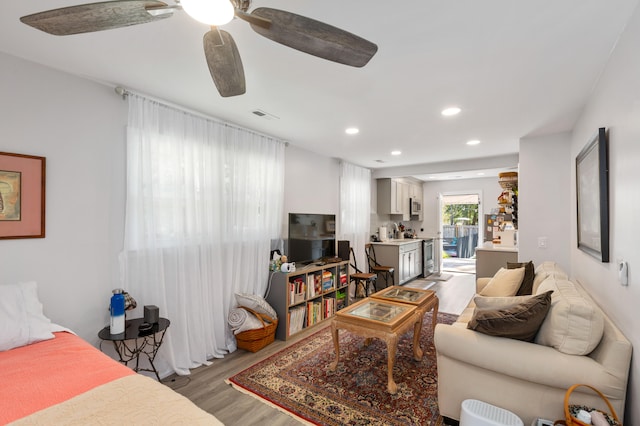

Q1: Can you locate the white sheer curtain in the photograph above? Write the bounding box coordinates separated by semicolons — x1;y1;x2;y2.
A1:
120;94;284;375
339;162;371;286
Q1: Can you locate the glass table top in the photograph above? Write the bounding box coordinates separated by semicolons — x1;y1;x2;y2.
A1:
375;287;427;303
346;300;410;323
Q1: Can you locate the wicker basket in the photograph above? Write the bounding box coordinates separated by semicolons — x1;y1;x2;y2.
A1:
499;171;518;189
553;384;621;426
235;306;278;352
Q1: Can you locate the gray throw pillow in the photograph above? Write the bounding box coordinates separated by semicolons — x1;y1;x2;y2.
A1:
467;290;553;342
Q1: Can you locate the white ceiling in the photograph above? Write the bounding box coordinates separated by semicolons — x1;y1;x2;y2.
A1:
414;166;518;182
1;1;638;177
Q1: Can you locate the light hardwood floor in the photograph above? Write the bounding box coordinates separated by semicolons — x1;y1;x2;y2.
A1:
165;273;475;425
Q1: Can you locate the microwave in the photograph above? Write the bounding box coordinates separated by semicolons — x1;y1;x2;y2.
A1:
410;198;422;215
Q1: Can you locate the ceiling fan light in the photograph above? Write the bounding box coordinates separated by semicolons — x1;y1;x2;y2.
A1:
182;0;234;26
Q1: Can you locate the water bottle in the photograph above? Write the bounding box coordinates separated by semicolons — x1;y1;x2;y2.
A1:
110;289;125;335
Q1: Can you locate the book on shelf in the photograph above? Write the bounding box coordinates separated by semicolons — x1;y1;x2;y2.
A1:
323;297;335;318
315;273;322;294
307;300;322;326
339;273;347;286
289;277;306;304
307;273;323;298
306;274;314;298
288;305;306;335
322;270;334;292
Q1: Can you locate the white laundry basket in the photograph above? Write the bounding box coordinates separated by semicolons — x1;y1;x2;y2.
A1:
460;399;524;426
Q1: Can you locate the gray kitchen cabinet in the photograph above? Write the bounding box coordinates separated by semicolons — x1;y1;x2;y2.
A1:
371;240;423;285
377;178;423;221
377;178;409;219
400;241;422;282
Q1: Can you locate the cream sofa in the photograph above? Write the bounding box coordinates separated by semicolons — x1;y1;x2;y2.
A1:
434;262;632;424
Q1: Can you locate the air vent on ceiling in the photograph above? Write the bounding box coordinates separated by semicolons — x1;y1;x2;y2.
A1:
251;109;280;120
375;160;385;163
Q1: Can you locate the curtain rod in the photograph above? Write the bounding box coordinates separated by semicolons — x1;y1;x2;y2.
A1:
113;85;289;146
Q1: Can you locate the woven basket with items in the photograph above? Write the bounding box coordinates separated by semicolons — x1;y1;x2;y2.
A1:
553;384;621;426
234;306;278;353
498;171;518;189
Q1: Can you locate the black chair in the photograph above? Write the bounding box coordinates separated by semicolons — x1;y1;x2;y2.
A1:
349;247;377;298
365;243;395;288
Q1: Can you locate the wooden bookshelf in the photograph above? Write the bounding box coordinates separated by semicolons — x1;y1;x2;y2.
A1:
266;261;349;340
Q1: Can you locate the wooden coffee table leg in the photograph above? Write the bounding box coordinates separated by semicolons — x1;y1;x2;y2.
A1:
386;334;398;394
412;313;424;361
329;321;340;371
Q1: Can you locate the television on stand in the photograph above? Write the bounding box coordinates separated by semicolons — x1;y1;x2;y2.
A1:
287;213;336;265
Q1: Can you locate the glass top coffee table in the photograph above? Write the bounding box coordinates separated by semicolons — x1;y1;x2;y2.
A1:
329;298;422;394
370;286;439;332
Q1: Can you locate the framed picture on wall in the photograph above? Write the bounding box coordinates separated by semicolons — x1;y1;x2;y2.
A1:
576;127;609;262
0;152;46;239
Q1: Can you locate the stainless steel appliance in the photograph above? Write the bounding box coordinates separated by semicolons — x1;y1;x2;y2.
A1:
410;198;422;216
423;238;435;276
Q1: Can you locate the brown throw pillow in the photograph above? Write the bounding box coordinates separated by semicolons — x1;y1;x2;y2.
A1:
508;261;535;296
467;290;553;342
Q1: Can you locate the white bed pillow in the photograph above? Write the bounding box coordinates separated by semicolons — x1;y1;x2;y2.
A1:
0;281;54;352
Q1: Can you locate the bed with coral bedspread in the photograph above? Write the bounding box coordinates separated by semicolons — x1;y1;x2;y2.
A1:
0;281;222;425
1;332;222;425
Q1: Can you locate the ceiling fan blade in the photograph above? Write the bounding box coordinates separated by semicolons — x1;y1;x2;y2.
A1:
20;1;172;36
249;7;377;68
203;29;246;97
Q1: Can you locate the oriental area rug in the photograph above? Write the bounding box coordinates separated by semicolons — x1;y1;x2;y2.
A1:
226;312;458;426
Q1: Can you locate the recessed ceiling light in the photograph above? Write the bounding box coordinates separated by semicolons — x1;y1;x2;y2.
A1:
345;127;359;135
391;150;402;156
466;139;481;145
441;107;461;116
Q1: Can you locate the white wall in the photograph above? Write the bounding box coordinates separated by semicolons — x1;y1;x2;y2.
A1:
568;4;640;421
518;132;571;271
0;52;127;344
281;145;340;239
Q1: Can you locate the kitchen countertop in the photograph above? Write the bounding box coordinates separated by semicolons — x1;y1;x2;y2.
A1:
475;241;518;252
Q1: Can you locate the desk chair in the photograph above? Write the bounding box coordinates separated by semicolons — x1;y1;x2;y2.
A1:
349;247;377;299
365;243;395;288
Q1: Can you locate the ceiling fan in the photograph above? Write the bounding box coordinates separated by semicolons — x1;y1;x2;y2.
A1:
19;0;378;97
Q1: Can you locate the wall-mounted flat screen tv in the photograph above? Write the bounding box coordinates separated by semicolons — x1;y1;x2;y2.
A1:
287;213;336;265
